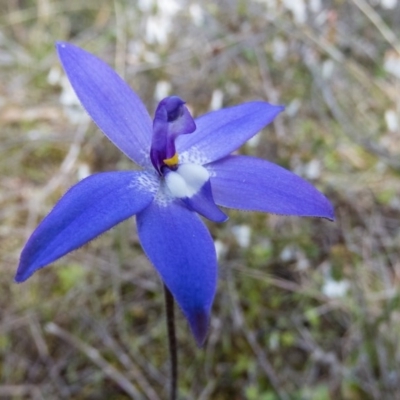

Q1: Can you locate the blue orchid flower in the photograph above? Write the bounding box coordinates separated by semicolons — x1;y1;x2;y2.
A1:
16;42;334;346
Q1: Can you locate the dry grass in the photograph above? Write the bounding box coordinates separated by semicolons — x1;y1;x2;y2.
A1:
1;0;400;399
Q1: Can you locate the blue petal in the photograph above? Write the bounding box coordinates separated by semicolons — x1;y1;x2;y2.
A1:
136;201;217;346
181;180;228;223
16;171;158;282
177;102;284;163
56;42;153;167
209;156;335;219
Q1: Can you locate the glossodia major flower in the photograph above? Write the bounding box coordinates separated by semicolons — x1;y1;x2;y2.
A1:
16;42;334;346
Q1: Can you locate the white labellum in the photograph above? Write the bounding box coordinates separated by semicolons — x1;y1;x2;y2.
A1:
165;163;209;199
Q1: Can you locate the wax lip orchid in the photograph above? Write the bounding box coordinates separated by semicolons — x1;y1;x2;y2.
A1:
16;42;334;346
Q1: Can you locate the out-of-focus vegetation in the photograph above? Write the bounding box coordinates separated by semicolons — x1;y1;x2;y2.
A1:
1;0;400;399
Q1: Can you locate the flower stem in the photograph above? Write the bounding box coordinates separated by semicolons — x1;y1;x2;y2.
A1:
164;284;178;400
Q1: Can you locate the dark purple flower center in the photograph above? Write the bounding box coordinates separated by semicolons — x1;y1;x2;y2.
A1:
150;96;196;175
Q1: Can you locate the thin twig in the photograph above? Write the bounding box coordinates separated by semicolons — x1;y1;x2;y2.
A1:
254;45;286;139
25;120;89;237
351;0;400;55
303;50;400;171
45;323;143;399
227;272;290;400
92;320;161;400
0;385;44;400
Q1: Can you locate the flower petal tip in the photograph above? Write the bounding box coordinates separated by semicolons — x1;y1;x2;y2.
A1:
325;205;335;221
188;308;210;347
56;42;79;59
55;41;70;52
264;102;285;115
14;267;31;283
15;254;43;283
308;201;335;221
14;275;25;284
317;195;335;221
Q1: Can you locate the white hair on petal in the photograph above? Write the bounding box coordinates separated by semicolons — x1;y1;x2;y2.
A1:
154;180;175;207
179;146;210;165
130;170;159;195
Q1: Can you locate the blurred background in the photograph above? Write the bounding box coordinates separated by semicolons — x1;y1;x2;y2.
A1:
1;0;400;399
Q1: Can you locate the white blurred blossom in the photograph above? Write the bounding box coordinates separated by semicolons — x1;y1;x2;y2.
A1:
214;240;227;260
47;65;62;85
283;0;307;24
385;109;398;132
189;3;204;26
77;163;91;180
384;51;400;79
254;0;278;9
210;89;224;111
232;225;251;248
272;37;288;62
308;0;322;13
247;132;261;148
286;98;301;117
322;277;350;298
154;81;171;101
280;245;296;261
322;59;335;79
141;0;181;45
293;159;321;180
381;0;397;9
303;159;321;180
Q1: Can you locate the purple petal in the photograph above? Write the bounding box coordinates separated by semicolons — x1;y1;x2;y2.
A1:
136;201;217;346
164;164;227;222
209;155;335;219
181;180;228;223
16;171;158;282
177;102;284;164
56;42;152;167
151;96;196;173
